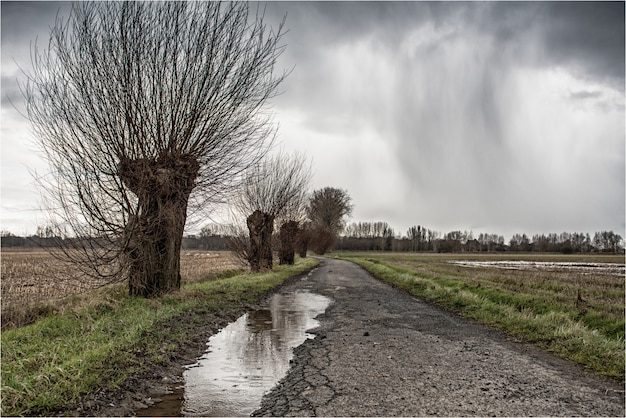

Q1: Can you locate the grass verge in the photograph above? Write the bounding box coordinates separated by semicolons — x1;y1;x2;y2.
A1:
1;257;318;416
333;253;624;381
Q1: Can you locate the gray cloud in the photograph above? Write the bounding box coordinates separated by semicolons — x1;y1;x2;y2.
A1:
270;2;625;92
570;90;603;100
1;1;624;237
1;74;22;107
539;2;625;90
1;2;69;49
262;2;624;236
1;2;71;110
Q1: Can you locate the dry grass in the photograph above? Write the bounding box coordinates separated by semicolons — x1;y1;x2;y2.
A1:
1;248;242;329
367;253;625;326
1;249;101;309
179;250;243;284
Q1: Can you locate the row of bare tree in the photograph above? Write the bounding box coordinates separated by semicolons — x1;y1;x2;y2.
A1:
229;170;353;271
5;225;623;255
15;2;624;299
509;231;623;253
20;2;306;297
22;1;358;295
336;225;623;254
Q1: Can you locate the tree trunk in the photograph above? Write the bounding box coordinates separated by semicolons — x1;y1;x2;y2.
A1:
247;210;274;272
310;225;336;255
278;220;299;265
119;153;199;297
295;225;310;258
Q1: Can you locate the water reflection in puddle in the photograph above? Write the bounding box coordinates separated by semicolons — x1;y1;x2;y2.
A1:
139;289;330;417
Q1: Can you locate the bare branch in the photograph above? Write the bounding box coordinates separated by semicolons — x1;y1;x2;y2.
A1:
23;2;287;295
234;151;312;221
232;151;312;271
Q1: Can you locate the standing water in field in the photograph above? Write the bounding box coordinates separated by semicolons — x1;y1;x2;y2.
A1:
448;260;625;276
139;287;331;417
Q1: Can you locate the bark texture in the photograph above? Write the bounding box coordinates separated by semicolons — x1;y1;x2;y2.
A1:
247;210;275;272
295;226;311;258
119;153;199;297
278;221;299;265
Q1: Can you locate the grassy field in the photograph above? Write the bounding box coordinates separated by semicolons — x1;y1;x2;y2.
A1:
333;252;625;381
1;249;243;329
1;253;318;416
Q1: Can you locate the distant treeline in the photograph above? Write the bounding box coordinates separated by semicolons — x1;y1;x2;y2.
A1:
0;231;231;251
2;224;623;253
337;222;624;253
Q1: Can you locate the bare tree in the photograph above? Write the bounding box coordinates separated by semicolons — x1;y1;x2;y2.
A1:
309;224;338;255
234;152;311;271
407;226;420;252
295;221;313;258
307;187;353;254
278;220;299;265
22;2;287;296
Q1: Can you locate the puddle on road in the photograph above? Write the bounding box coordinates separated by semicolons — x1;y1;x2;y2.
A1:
138;289;330;417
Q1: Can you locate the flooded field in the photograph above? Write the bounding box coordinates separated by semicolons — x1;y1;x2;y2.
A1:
449;260;625;276
138;288;331;417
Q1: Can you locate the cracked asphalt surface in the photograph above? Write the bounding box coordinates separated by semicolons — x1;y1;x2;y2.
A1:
253;258;624;417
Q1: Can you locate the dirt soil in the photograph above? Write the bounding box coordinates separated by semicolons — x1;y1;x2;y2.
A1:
253;258;625;417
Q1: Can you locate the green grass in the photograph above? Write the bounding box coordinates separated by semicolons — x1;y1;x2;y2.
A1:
332;252;625;381
1;257;318;416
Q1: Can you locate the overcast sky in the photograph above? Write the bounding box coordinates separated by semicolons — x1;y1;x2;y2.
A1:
1;1;624;239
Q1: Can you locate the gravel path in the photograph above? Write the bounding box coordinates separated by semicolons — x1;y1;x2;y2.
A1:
253;258;624;417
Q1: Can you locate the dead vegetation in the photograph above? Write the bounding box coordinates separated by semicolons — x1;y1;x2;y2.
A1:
1;249;241;329
179;250;243;283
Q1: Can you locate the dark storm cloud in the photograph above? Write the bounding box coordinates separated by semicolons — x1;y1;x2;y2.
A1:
539;2;625;89
261;1;624;236
1;2;71;109
428;2;626;89
1;2;68;44
1;1;623;236
270;2;624;91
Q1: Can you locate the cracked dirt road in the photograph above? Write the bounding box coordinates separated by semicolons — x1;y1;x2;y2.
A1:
253;258;624;417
